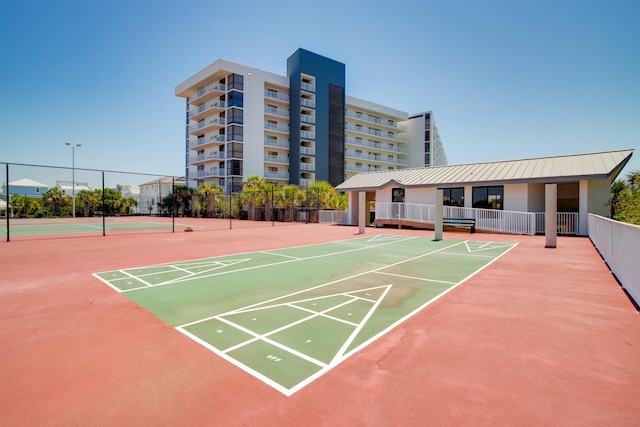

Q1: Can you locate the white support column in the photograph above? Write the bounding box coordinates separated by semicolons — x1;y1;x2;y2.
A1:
545;184;557;248
358;191;366;234
434;189;443;241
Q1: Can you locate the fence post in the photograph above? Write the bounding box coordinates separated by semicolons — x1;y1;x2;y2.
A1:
5;163;10;242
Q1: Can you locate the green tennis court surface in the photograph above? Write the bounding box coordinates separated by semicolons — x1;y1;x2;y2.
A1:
94;234;516;395
3;218;183;236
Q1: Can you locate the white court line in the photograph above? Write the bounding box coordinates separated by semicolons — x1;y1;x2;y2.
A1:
122;235;420;293
374;271;457;285
261;251;302;260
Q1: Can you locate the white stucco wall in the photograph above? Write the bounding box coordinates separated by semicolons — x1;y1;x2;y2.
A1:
503;183;529;211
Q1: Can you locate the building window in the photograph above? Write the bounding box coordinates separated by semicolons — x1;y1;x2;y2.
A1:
267;88;277;98
392;188;405;203
472;186;503;210
228;73;243;91
227;107;243;125
227;142;243;159
442;187;464;207
227;125;243;142
227;90;243;108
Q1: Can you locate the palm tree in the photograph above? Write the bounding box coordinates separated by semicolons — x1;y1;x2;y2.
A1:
10;194;39;218
76;190;98;217
121;197;138;215
242;175;266;220
173;185;194;217
196;183;223;218
43;187;67;217
281;184;301;222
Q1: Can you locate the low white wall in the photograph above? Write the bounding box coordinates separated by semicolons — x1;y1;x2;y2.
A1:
588;214;640;307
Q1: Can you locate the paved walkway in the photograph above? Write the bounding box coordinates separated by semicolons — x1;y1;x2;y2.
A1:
1;221;638;425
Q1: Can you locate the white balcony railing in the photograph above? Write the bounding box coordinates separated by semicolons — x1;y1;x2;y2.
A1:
190;134;226;148
300;130;315;139
301;82;315;92
300;146;315;155
345;136;409;154
264;155;289;164
265;122;290;133
189;151;225;163
301;98;316;108
189;82;226;103
264;139;290;149
264;171;289;180
300;163;315;171
345;123;408;143
189;118;226;133
189;101;226;118
345;110;407;131
264;90;290;103
300;113;315;124
265;106;289;118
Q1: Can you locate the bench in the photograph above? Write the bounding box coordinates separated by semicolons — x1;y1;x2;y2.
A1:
443;217;476;233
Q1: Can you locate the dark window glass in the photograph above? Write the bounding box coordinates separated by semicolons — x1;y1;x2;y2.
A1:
442;187;464;207
228;142;243;159
227;125;243;142
228;74;244;90
472;186;503;210
425;130;430;141
227;90;243;108
227;160;243;176
227;107;243;125
392;188;405;203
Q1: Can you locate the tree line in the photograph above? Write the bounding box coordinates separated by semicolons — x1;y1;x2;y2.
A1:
161;176;348;221
9;188;138;218
611;169;640;225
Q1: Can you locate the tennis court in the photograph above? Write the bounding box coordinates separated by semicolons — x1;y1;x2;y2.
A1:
3;217;193;237
94;234;516;395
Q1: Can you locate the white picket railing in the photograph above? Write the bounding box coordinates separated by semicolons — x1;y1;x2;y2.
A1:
588;214;640;307
322;203;580;236
319;210;348;224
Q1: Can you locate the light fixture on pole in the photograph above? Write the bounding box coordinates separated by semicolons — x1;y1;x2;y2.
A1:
65;141;82;218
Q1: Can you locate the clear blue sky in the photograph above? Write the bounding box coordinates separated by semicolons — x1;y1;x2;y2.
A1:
1;0;638;188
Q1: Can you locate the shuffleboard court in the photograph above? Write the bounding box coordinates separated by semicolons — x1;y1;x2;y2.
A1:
93;234;516;395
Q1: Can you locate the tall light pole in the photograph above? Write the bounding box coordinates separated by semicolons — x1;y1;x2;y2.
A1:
65;142;81;218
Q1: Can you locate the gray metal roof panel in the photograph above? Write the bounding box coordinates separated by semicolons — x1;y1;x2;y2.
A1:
336;149;634;191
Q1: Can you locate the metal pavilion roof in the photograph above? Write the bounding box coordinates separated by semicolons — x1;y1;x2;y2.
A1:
335;149;634;191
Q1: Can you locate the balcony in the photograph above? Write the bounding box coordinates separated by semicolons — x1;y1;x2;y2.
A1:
300;113;315;124
196;167;225;178
264;90;290;103
264;138;290;149
189;101;226;122
264;154;289;164
300;130;315;140
301;98;315;108
189;82;226;105
300;162;315;171
189;134;226;149
345;123;408;143
344;136;408;154
264;171;289;181
345;149;409;166
345;163;385;173
345;110;408;131
189;118;226;135
264;106;289;119
301;82;316;92
300;146;315;155
264;122;290;134
189;151;226;165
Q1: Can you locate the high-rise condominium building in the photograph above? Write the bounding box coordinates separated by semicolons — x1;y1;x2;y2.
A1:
175;48;447;192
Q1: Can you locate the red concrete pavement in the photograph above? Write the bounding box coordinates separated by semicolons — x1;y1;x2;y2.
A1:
1;220;638;426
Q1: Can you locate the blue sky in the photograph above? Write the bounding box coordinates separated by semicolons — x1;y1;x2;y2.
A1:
1;0;638;188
